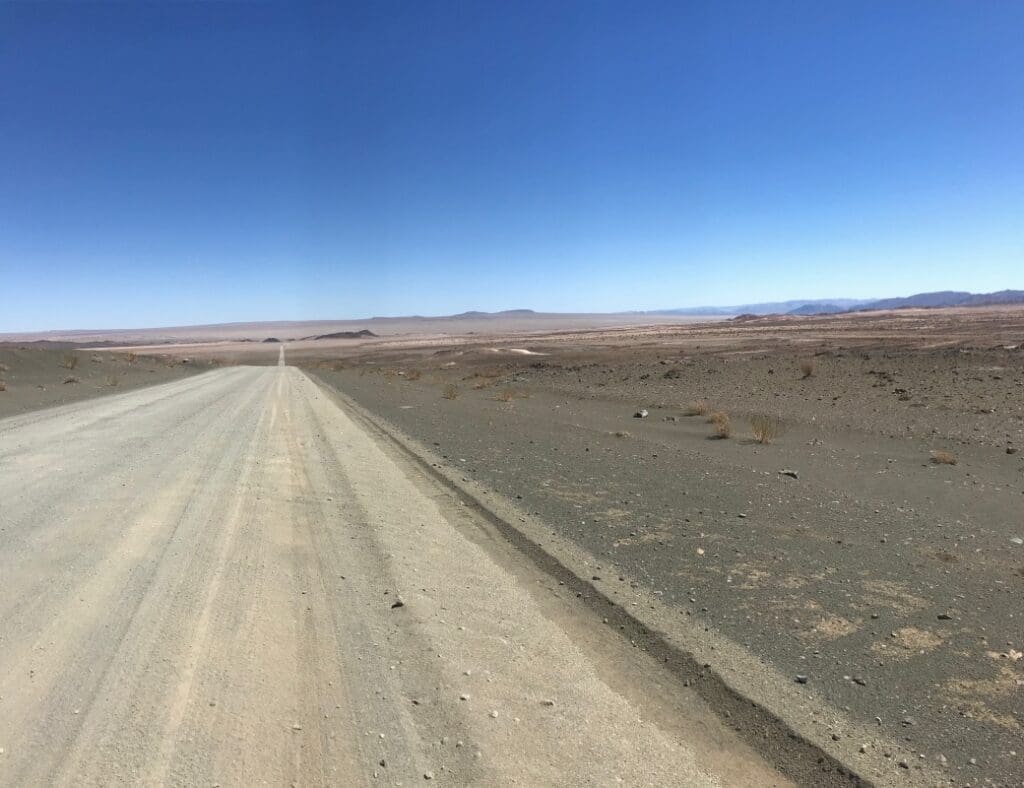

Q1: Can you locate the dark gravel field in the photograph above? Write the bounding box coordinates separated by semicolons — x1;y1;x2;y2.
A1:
308;336;1024;786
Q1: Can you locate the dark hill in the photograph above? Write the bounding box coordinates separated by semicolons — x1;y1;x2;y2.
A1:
312;330;377;340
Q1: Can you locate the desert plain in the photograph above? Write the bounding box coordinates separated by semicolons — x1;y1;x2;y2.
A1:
1;306;1023;786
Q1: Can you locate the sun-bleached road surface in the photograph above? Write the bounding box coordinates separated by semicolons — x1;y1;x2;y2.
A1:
0;365;765;786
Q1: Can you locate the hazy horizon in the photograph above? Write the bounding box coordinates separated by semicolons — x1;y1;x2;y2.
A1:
3;2;1023;332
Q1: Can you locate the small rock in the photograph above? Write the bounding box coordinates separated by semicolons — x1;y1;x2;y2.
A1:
795;674;808;684
1007;447;1018;455
779;469;799;479
897;759;909;769
853;676;868;686
937;613;953;621
1011;538;1023;546
489;710;499;718
424;771;434;780
634;409;649;419
391;597;405;609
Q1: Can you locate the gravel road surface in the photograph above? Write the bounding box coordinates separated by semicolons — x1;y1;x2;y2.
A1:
0;365;779;786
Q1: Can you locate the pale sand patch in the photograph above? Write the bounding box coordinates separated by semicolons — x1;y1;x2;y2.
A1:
809;615;860;640
871;626;943;661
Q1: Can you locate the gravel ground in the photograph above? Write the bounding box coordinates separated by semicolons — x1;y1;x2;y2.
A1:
314;342;1024;787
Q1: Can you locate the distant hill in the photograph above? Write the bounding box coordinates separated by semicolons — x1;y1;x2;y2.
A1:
656;290;1024;316
310;329;377;340
656;299;873;316
858;290;1024;311
786;303;847;316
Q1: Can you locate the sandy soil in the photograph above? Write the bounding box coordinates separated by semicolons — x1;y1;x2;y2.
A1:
0;364;784;786
292;307;1024;786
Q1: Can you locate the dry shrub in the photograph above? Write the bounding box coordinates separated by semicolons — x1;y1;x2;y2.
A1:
930;450;957;465
63;376;79;384
613;430;631;438
750;414;782;444
106;373;120;387
405;368;422;381
685;400;710;416
61;353;79;370
442;383;459;400
0;381;6;392
799;359;816;378
709;411;732;439
126;352;138;365
494;388;529;402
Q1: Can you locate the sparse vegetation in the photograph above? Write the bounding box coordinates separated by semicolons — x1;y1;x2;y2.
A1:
750;414;782;444
442;383;459;400
63;376;79;384
126;352;138;365
61;353;79;370
405;368;422;381
105;373;120;387
709;410;732;438
930;449;957;465
685;400;710;416
494;388;529;402
799;359;816;378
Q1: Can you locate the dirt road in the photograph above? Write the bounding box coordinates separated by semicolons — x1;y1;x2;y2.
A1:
0;365;783;786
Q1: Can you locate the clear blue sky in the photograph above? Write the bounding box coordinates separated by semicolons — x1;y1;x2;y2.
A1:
2;1;1022;331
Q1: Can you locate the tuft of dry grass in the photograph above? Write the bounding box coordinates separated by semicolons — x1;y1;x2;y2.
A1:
750;414;782;444
126;352;138;365
105;373;120;387
799;359;816;379
405;368;422;381
442;383;459;400
0;381;6;392
685;400;710;416
709;410;732;439
930;450;957;465
63;376;79;384
61;353;79;370
613;430;631;438
494;388;529;402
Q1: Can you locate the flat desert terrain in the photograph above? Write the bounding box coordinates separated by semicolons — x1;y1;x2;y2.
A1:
2;307;1022;786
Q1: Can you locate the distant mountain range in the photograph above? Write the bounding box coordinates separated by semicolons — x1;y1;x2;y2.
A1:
656;290;1024;317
